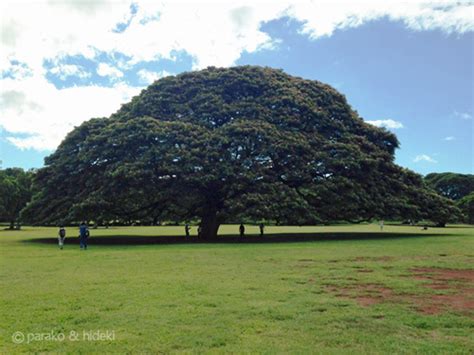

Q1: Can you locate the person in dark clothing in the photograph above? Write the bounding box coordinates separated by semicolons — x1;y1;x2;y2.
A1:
58;226;66;249
79;221;89;250
239;224;245;239
185;223;191;239
259;223;264;237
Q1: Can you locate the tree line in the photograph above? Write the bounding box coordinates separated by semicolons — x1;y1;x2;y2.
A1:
1;168;472;230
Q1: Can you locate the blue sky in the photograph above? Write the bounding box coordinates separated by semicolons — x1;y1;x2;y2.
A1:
1;1;473;175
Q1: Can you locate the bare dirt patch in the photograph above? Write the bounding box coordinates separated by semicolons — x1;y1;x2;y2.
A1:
416;294;474;315
411;268;474;283
410;268;474;315
326;284;394;307
325;268;474;316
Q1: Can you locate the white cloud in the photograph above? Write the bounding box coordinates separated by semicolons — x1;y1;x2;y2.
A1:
290;1;473;39
413;154;438;163
1;0;472;152
49;64;91;80
0;75;140;150
3;1;471;73
97;63;124;79
137;69;174;84
0;0;131;75
365;119;404;129
109;2;284;69
1;61;33;80
453;110;472;120
443;136;455;141
6;135;53;151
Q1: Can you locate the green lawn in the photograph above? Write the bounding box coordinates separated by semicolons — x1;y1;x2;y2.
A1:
1;224;473;353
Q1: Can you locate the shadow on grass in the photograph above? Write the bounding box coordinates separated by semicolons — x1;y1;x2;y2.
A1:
23;232;449;246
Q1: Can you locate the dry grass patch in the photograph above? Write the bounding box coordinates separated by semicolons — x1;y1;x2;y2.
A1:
326;267;474;316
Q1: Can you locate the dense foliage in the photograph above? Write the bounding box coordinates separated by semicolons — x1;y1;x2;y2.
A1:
425;173;474;201
0;168;33;229
425;173;474;224
22;66;457;237
456;192;474;224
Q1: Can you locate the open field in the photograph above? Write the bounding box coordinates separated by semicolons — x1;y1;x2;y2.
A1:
1;224;473;353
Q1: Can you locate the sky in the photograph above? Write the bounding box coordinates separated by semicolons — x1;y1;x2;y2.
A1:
1;0;473;175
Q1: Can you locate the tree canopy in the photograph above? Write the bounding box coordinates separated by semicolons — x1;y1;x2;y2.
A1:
456;192;474;224
0;168;33;229
22;66;458;237
425;172;474;224
424;172;474;201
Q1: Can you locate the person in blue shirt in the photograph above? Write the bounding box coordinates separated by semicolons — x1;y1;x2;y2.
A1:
79;221;89;250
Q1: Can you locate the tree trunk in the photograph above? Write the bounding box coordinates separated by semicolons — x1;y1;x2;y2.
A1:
200;209;220;240
9;220;15;230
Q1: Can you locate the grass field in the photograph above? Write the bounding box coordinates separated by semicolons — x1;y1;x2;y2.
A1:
1;224;473;353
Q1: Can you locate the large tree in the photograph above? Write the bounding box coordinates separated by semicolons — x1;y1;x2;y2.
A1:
22;66;456;238
0;168;33;229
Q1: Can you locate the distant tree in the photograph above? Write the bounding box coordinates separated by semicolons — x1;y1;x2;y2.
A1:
456;192;474;224
424;172;474;225
425;173;474;201
21;66;458;237
0;168;33;229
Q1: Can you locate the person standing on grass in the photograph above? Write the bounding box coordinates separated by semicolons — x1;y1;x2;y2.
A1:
239;223;245;239
185;223;191;239
259;223;265;237
58;226;66;250
379;220;384;231
79;221;89;250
